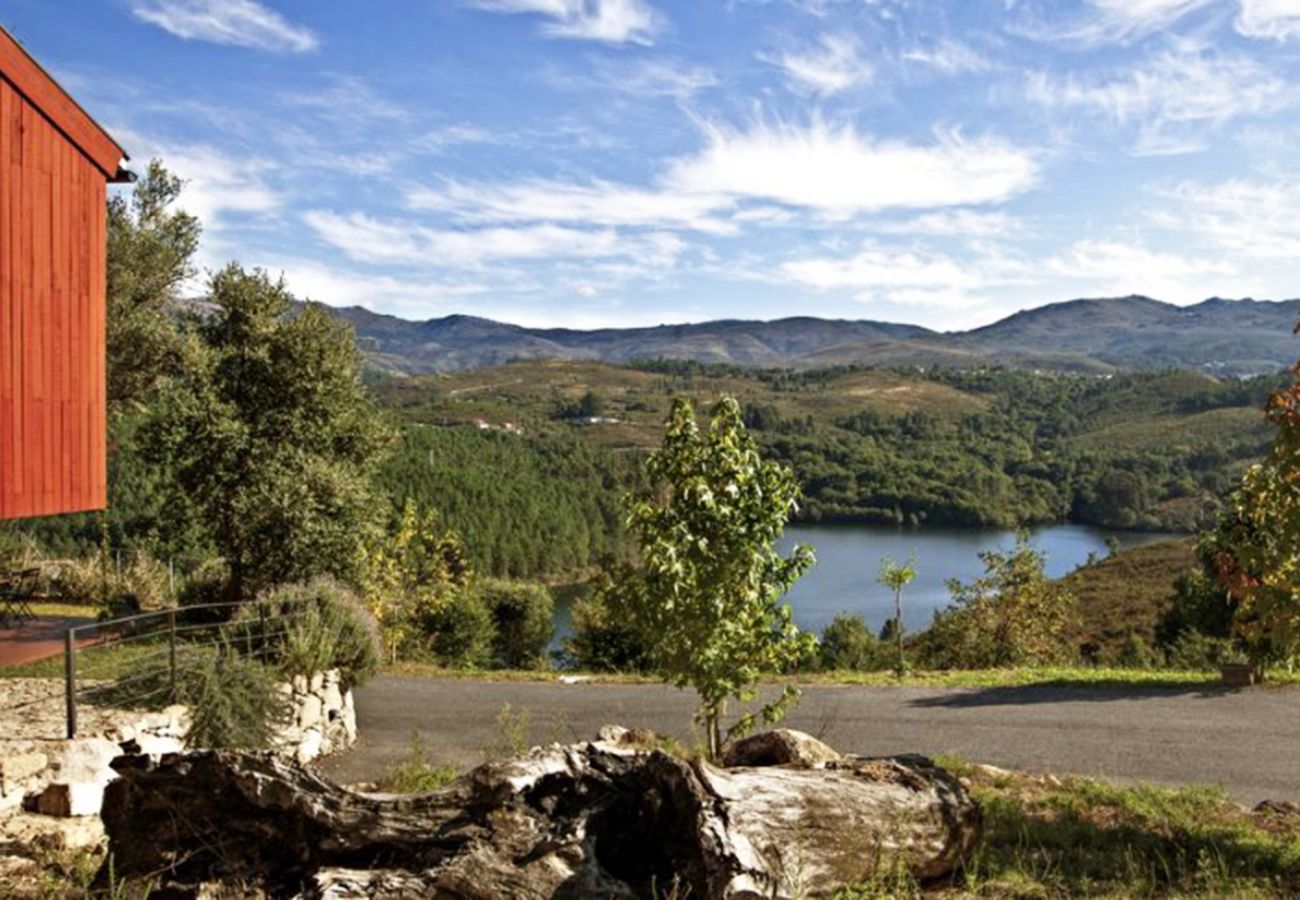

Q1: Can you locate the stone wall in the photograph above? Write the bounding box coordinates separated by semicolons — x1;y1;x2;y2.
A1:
0;669;355;823
273;669;357;765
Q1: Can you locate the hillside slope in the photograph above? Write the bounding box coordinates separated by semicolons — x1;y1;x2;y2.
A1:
324;295;1300;375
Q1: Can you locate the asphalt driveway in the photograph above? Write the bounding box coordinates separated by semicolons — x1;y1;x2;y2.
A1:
320;675;1300;804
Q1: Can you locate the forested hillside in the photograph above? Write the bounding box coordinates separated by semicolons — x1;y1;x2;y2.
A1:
375;361;1279;560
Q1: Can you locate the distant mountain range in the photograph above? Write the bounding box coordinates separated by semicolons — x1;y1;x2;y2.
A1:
322;295;1300;376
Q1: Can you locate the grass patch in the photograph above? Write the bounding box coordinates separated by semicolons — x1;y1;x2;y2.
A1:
379;731;459;794
26;601;98;619
0;639;166;679
382;663;1300;690
939;763;1300;898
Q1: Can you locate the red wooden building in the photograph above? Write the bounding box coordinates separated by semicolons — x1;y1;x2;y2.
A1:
0;25;128;519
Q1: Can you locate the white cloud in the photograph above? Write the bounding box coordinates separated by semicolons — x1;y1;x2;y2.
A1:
614;60;716;98
781;243;984;293
763;33;873;95
408;178;736;234
130;0;318;52
901;40;993;74
412;125;499;154
1047;239;1236;302
114;130;281;228
1158;178;1300;260
1236;0;1300;39
468;0;664;44
303;210;684;271
408;121;1038;238
276;260;490;318
1026;44;1289;155
875;209;1019;238
666;121;1039;216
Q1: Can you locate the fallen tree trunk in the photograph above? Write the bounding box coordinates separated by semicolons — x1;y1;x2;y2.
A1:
98;729;979;898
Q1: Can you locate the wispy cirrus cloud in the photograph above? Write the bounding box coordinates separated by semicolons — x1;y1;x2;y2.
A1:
1156;177;1300;260
762;32;874;95
1026;42;1290;155
408;178;736;234
901;39;994;75
302;210;684;271
130;0;319;52
1018;0;1214;46
467;0;664;45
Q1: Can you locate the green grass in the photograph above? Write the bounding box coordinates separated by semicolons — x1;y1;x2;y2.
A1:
379;731;460;794
384;662;1300;689
924;761;1300;898
27;601;99;618
0;638;167;678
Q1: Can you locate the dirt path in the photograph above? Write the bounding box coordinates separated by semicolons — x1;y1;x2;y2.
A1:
320;676;1300;804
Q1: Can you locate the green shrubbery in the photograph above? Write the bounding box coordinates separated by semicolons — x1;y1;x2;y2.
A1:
418;588;494;668
480;579;554;669
256;577;382;690
818;614;890;671
564;576;653;672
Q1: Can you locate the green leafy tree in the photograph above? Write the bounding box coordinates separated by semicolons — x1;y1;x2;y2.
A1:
106;159;200;415
148;266;393;603
1210;364;1300;668
358;500;472;660
878;556;917;675
620;396;815;758
932;533;1079;668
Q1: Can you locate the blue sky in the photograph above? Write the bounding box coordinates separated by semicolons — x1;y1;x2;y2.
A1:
5;0;1300;330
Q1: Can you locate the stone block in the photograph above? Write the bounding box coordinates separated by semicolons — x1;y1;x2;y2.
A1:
310;672;324;694
55;739;120;784
292;674;309;695
296;729;323;765
298;695;324;731
322;682;343;715
36;781;107;817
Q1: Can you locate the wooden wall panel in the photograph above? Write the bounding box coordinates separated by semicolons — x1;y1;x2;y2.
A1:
0;76;107;519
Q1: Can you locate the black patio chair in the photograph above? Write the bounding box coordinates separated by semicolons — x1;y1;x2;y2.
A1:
0;568;39;628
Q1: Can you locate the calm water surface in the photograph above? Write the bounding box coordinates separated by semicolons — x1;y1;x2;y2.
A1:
553;523;1177;643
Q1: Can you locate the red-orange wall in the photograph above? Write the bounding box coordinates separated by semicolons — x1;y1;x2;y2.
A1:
0;76;108;518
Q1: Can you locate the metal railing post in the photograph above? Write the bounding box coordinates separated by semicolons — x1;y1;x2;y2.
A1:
168;609;178;701
64;627;77;740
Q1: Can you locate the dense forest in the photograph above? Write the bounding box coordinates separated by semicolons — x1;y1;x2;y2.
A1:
11;359;1281;584
368;361;1281;577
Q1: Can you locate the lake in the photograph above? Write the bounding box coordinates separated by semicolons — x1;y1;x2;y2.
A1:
553;523;1179;644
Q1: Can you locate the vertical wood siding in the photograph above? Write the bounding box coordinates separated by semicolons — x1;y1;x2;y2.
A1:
0;76;107;518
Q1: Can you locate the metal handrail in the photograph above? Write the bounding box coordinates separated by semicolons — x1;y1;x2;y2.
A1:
63;595;321;739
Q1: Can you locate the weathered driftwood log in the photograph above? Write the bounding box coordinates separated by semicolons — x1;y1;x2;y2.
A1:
98;728;979;899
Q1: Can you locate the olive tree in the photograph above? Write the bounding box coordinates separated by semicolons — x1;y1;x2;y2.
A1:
148;265;393;603
621;396;815;759
106;159;200;415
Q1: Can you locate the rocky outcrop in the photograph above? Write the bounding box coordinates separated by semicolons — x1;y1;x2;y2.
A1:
97;729;980;898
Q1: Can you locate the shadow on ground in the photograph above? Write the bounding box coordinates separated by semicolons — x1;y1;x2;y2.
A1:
907;681;1235;708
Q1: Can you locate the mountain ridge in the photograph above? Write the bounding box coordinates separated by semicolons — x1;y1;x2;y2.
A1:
320;295;1300;375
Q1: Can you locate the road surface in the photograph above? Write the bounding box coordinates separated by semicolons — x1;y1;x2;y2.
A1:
321;676;1300;804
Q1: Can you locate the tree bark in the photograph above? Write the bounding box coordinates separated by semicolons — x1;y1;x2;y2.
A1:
98;729;980;899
